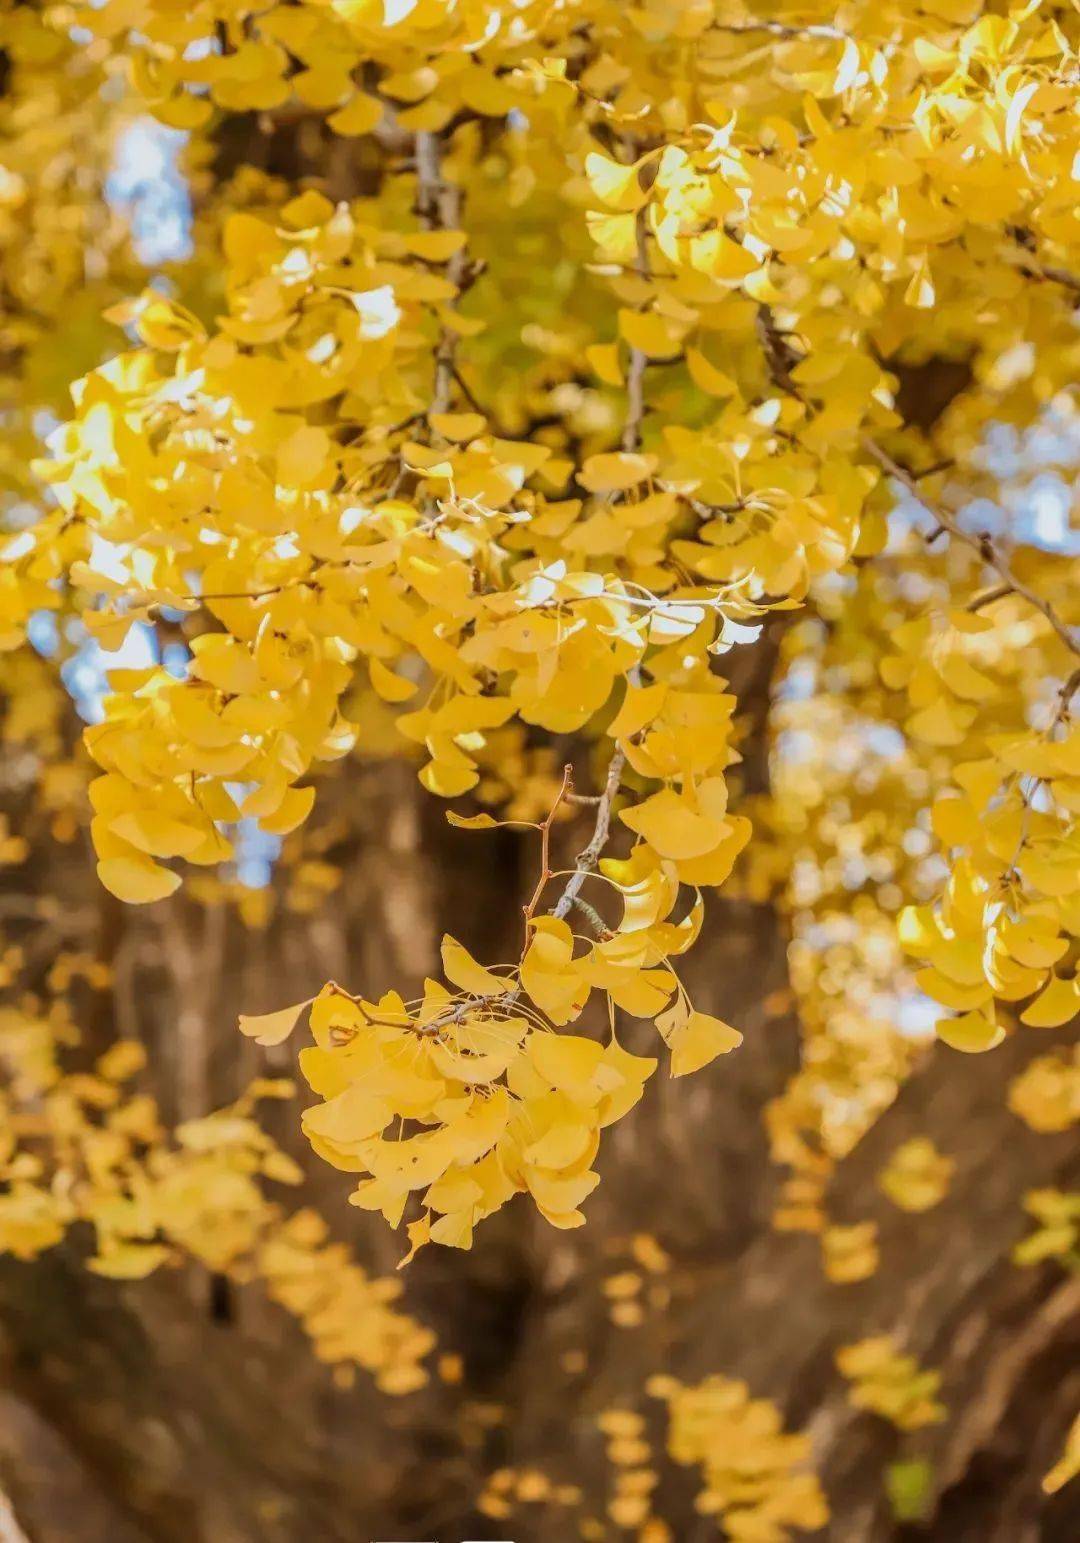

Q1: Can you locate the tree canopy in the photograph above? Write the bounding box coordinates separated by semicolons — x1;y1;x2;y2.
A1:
1;1;1079;1537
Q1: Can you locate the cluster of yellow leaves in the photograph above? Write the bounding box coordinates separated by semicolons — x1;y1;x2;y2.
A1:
878;1138;954;1213
885;598;1080;1050
601;1231;672;1329
821;1221;880;1285
18;165;773;910
0;3;138;646
251;863;740;1255
84;0;572;133
1008;1045;1080;1132
835;1336;946;1432
256;1207;434;1392
475;1465;582;1527
899;800;1080;1052
656;1373;829;1541
0;996;433;1392
94;0;1080;406
14;0;1080;1273
761;624;928;1236
595;1406;660;1534
762;538;1076;1239
1012;1187;1080;1268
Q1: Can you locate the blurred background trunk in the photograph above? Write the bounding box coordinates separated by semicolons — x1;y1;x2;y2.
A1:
1;654;1077;1543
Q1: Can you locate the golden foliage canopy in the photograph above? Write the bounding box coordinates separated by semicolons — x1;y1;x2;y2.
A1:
1;12;1079;1505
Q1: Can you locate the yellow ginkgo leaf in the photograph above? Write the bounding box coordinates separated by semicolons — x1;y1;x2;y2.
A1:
398;1213;432;1268
260;785;316;835
584;150;650;211
668;1010;742;1077
936;1010;1006;1054
106;808;206;859
429;1209;475;1250
88;1243;171;1279
440;935;511;997
1020;974;1079;1028
428;411;484;440
620;788;727;861
528;1032;604;1094
97;856;182;905
369;658;419;702
302;1083;391;1146
579;451;658;493
276;424;332;488
584;341;624;386
686;346;737;396
608;681;667;740
420;758;479;797
446;810;499;829
326;91;383;136
520;918;590;1025
238;999;312;1047
618;308;684;359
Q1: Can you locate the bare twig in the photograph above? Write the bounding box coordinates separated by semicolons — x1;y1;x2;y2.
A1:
1022;260;1080;297
571;894;612;937
415;130;468;417
1050;664;1080;729
425;754;622;1030
622;209;650;453
547;179;649;917
1006;227;1080;299
966;583;1012;613
522;764;574;931
551;742;627;922
756;304;805;398
912;457;955;481
712;21;845;41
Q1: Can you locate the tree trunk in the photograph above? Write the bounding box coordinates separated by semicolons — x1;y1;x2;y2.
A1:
3;727;1077;1538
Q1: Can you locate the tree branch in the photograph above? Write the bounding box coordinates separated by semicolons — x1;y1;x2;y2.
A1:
621;209;650;454
415;130;467;418
551;744;627;923
712;21;846;41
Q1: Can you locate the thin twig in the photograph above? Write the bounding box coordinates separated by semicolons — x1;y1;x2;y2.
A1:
1051;664;1080;729
428;171;648;1024
712;21;846;41
1006;227;1080;298
551;743;627;922
1023;260;1080;297
622;206;650;454
912;458;954;481
966;583;1012;613
415;131;468;418
522;764;574;931
542;164;649;918
426;756;621;1029
756;304;805;397
571;895;612;938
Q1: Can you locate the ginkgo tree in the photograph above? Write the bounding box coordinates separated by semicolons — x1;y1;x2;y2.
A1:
2;0;1080;1536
